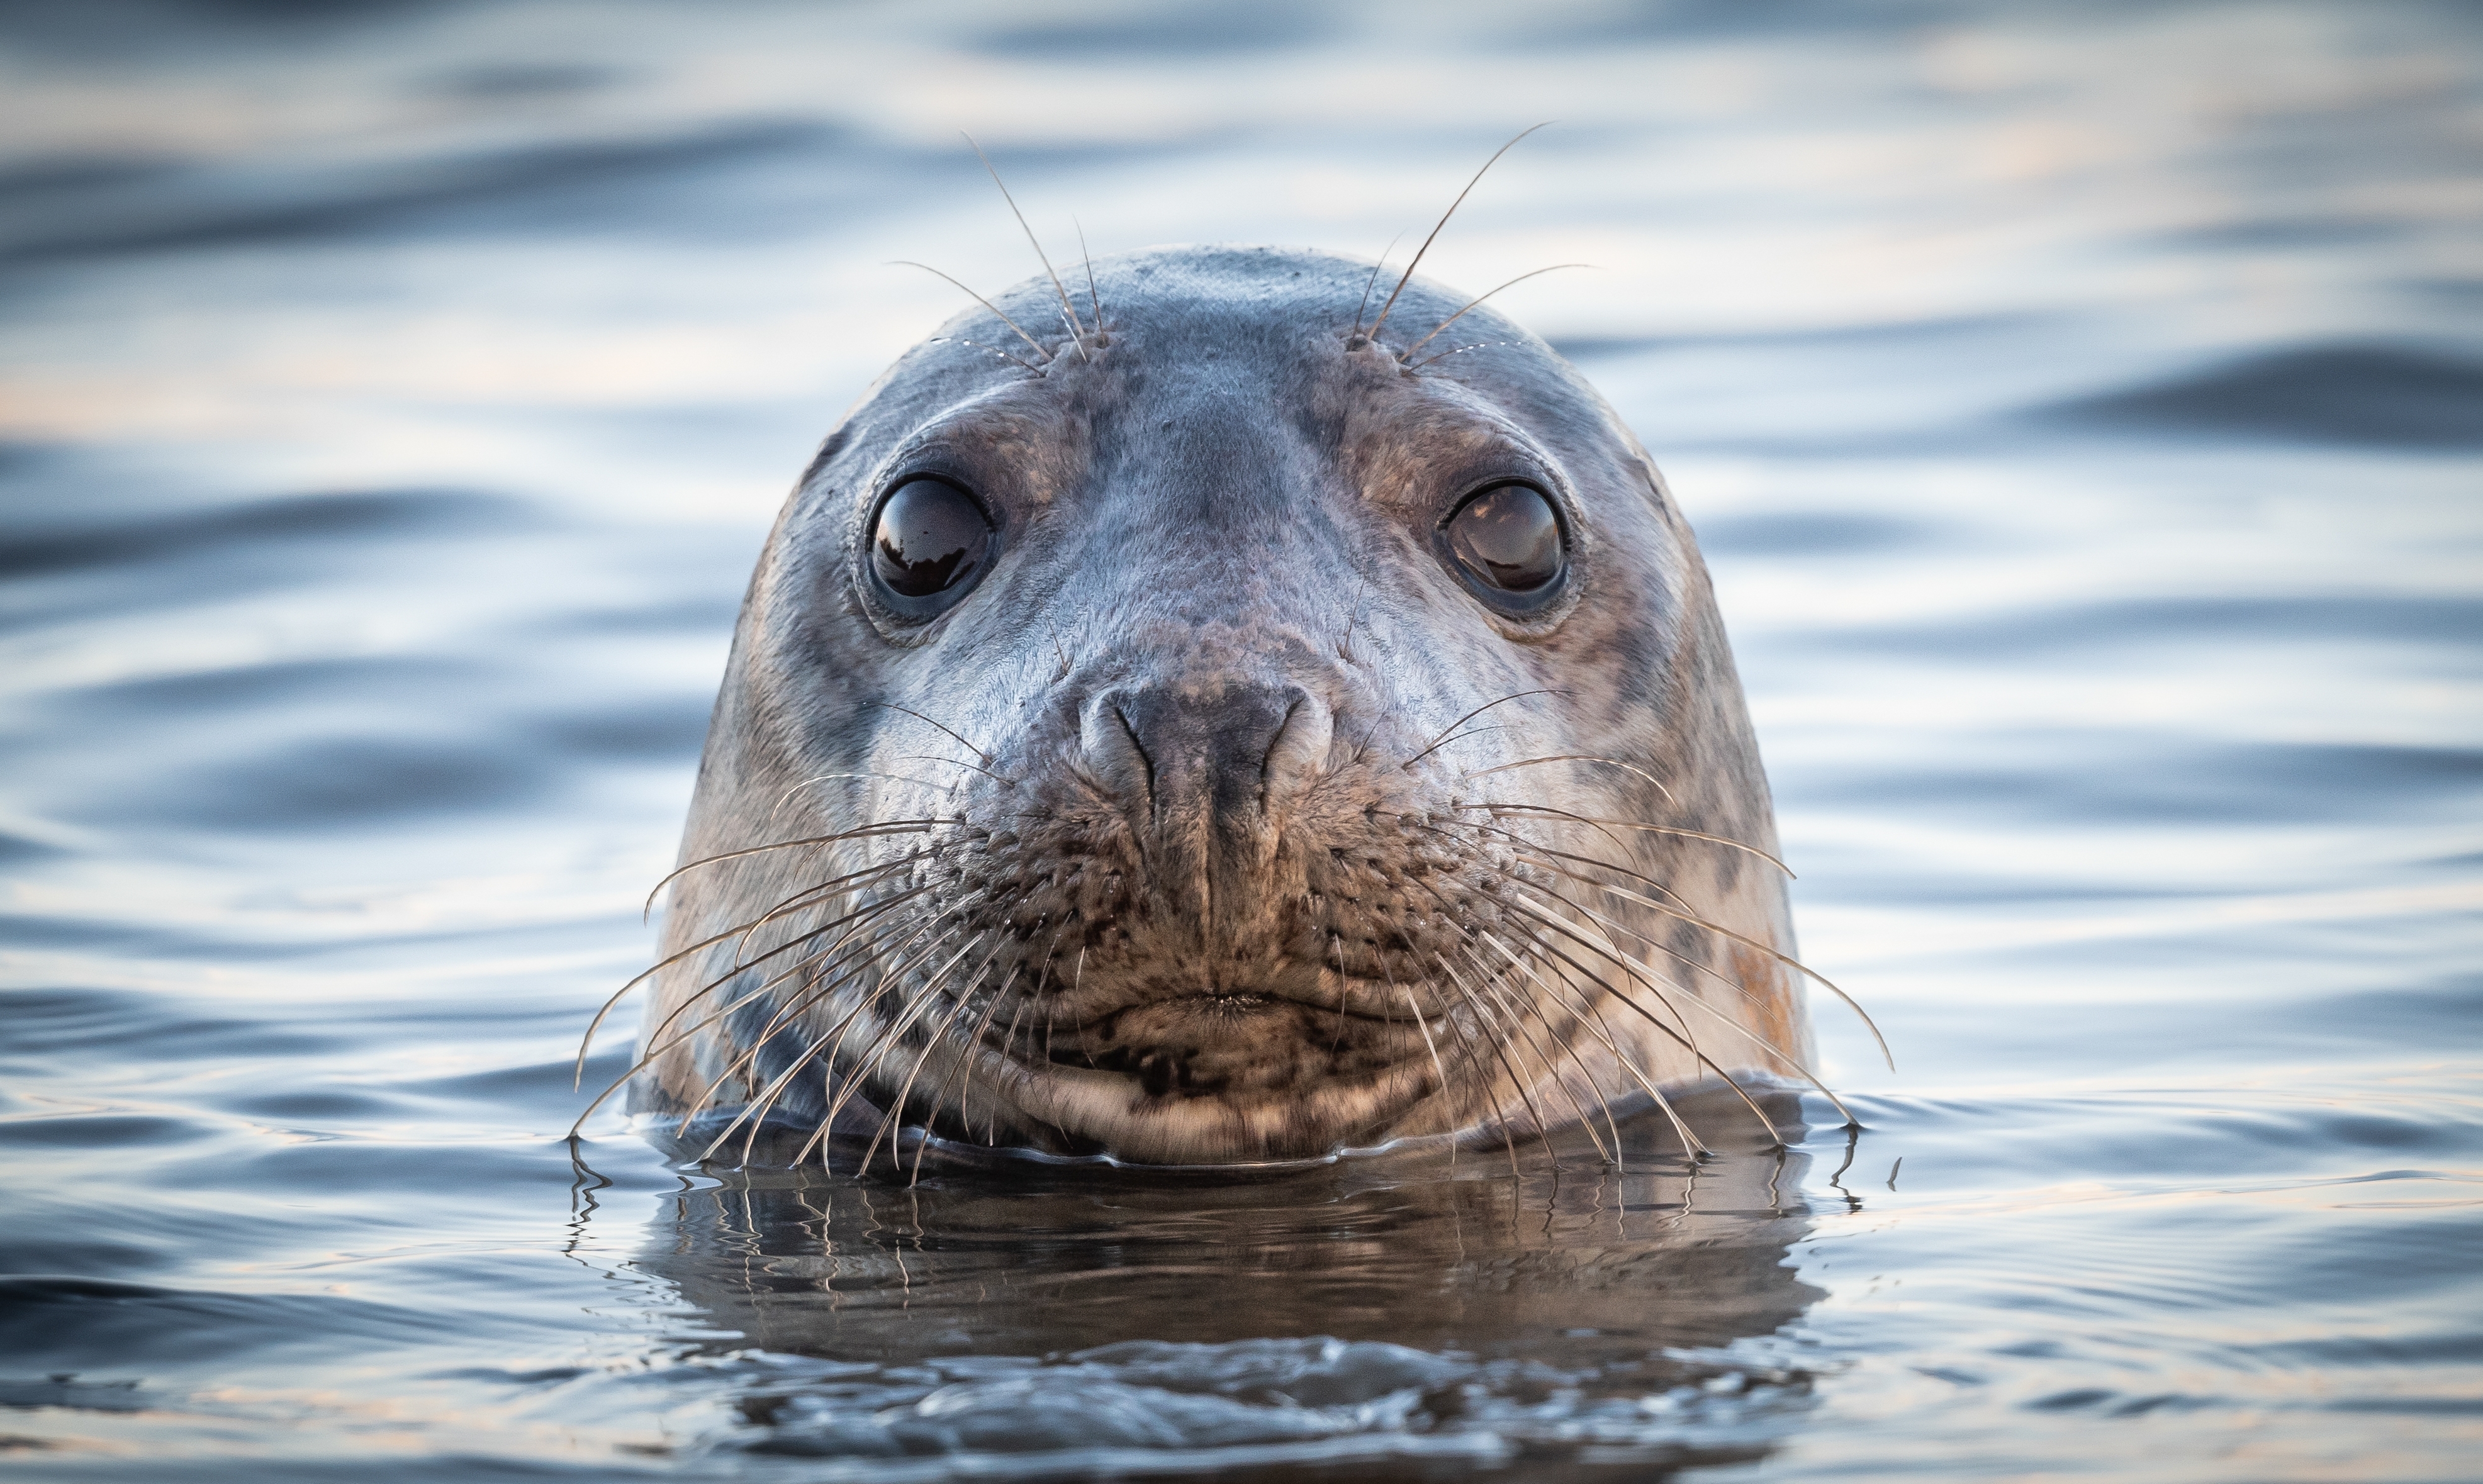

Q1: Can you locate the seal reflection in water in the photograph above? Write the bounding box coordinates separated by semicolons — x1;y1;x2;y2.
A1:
610;1102;1825;1469
605;241;1859;1169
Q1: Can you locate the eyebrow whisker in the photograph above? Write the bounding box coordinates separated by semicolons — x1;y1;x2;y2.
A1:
965;133;1089;360
1366;121;1550;346
1402;264;1595;362
890;260;1050;362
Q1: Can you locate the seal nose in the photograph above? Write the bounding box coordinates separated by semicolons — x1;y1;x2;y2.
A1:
1079;682;1333;857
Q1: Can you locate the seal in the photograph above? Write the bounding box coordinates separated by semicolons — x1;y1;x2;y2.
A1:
600;243;1858;1169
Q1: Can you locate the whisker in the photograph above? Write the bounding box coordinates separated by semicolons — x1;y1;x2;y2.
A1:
885;1025;970;1181
1044;618;1073;684
1409;339;1515;371
642;820;941;918
1500;877;1859;1127
673;949;926;1158
695;912;978;1168
1428;952;1526;1180
583;878;923;1096
1488;898;1776;1149
1490;937;1713;1158
1326;924;1350;1054
734;1007;857;1169
926;334;1041;371
1450;818;1827;1052
1401;265;1592;363
861;700;998;769
1490;885;1704;1047
653;888;943;1075
888;260;1051;362
1516;857;1890;1070
1478;918;1687;1104
733;890;991;1063
678;883;943;1044
1449;936;1608;1149
907;961;1021;1183
1460;803;1793;878
964;133;1088;356
714;1000;861;1170
992;917;1071;1143
790;958;928;1172
708;860;928;990
1459;754;1675;803
1486;856;1822;1115
1488;901;1760;1139
1539;913;1793;1147
1335;571;1374;663
1391;941;1503;1130
991;991;1033;1146
1411;959;1499;1108
1386;964;1455;1155
1076;220;1104;332
1401;689;1574;771
881;942;1014;1159
1437;800;1634;861
1380;813;1747;1126
1048;944;1088;1066
681;904;977;1149
566;885;936;1133
1379;812;1704;1048
1500;856;1750;1010
1432;949;1562;1159
1366;122;1550;346
1406;728;1542;762
920;961;1022;1173
1393;831;1770;1146
778;973;897;1173
1348;231;1406;342
773;774;963;815
1457;892;1681;1158
578;855;918;1083
894;755;1018;789
822;932;997;1166
1475;830;1700;913
1452;940;1615;1164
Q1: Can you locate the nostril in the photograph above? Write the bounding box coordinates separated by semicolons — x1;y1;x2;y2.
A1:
1259;689;1335;813
1077;690;1160;810
1113;703;1157;802
1080;682;1335;827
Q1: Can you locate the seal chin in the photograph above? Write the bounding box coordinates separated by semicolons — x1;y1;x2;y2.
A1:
995;1044;1440;1167
975;991;1440;1164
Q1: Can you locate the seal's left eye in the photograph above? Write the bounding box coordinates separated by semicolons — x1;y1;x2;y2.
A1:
870;478;993;610
1443;483;1566;605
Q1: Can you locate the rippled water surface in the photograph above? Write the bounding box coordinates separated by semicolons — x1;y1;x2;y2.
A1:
4;1;2480;1478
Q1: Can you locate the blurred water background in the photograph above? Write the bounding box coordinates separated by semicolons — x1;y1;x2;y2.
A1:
3;0;2480;1478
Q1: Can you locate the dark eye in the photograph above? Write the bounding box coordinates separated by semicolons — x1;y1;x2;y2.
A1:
1443;483;1566;605
870;478;993;610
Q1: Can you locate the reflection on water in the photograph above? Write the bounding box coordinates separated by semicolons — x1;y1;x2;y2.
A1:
2;0;2480;1478
602;1099;1816;1475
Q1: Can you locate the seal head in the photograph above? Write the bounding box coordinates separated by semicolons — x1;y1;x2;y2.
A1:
627;245;1810;1167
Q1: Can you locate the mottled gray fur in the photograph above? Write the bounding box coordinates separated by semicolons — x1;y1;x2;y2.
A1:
625;245;1812;1168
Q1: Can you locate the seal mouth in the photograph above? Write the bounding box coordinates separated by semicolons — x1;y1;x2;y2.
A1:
966;985;1445;1165
1016;990;1418;1103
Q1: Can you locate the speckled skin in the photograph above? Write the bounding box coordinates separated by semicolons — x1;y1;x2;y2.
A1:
629;245;1810;1167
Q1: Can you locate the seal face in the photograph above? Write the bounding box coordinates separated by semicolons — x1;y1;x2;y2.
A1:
625;245;1812;1168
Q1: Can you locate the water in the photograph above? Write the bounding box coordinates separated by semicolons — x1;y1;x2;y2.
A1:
3;1;2479;1477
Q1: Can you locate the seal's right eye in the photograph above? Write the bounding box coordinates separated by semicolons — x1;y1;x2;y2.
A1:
870;478;994;611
